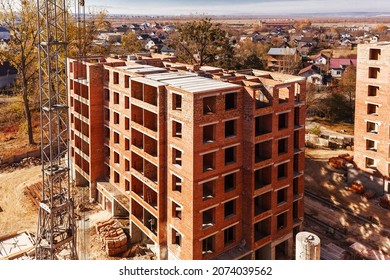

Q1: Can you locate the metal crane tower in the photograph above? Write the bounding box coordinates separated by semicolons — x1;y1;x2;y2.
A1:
35;0;78;260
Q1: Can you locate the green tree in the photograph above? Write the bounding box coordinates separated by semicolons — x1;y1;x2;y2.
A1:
121;32;142;54
172;18;233;67
0;0;38;144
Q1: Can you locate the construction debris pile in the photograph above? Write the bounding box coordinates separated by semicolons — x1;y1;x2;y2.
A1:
346;182;365;194
328;153;354;170
96;219;128;256
25;182;44;207
379;195;390;210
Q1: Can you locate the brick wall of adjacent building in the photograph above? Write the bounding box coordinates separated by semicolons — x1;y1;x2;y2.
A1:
355;43;390;193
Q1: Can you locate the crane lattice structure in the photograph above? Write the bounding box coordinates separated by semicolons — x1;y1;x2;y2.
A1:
35;0;78;260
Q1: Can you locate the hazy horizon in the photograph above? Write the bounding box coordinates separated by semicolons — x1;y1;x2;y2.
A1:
84;0;390;16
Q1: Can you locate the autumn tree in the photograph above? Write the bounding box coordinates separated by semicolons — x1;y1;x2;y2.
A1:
172;18;234;67
0;0;38;144
121;32;142;54
336;65;356;121
235;39;268;70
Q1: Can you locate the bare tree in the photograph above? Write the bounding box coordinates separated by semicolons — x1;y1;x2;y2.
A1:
0;0;38;144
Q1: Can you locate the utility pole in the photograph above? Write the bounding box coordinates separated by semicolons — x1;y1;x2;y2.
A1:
35;0;78;260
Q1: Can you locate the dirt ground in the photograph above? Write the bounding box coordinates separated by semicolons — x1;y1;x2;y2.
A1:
0;165;41;234
304;148;390;257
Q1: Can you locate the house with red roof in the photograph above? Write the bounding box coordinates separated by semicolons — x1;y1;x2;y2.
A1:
329;58;357;78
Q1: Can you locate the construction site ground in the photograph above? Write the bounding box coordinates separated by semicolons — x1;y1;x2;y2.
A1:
0;164;154;260
304;148;390;259
1;148;389;259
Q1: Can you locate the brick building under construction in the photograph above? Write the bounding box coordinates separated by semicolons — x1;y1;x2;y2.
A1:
68;54;306;260
354;42;390;193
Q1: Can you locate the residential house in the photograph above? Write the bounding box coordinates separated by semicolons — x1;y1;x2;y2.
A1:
329;58;357;78
0;27;10;40
298;65;323;85
267;47;300;73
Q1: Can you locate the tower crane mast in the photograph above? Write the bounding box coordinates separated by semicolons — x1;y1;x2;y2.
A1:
35;0;85;260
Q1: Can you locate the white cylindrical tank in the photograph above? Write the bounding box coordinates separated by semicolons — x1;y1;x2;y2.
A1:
295;231;321;260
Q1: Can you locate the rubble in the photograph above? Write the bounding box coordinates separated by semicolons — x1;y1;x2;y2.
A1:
328;153;354;170
96;219;128;256
345;182;365;194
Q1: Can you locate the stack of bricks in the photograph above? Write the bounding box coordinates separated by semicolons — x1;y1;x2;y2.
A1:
96;219;127;256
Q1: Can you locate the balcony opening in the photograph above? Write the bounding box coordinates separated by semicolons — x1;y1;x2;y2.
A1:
367;103;379;115
125;179;130;192
369;48;381;60
225;120;236;138
104;126;110;140
366;139;377;152
224;199;236;219
255;114;272;136
172;93;182;111
124;158;130;172
224;173;236;192
294;107;301;127
114;171;120;184
203;96;216;115
294;154;301;173
366;121;378;134
278;88;289;104
294;130;301;150
224;146;236;165
144;110;158;132
104;89;110;102
255;140;272;163
113;72;119;84
293;201;299;222
278;138;288;155
278;112;288;130
132;81;143;100
203;124;215;143
131;129;143;149
225;92;237;110
277;163;288;180
113;131;120;144
277;188;287;205
144;160;158;183
114;151;120;164
255;89;271;109
254;192;271;216
203;152;215;172
224;225;236;246
276;212;287;231
144;135;157;157
125;96;130;109
131;176;143;197
368;85;379;97
202;235;215;255
293;178;299;197
125;138;130;151
365;157;376;169
172;228;181;247
125;75;130;88
202;208;215;229
172;174;182;193
172;201;182;220
202;180;215;200
131;153;143;173
144;84;158;106
104;108;110;122
255;166;272;189
254;218;271;242
131;105;143;125
172;147;182;166
125;117;130;130
275;240;288;260
368;67;380;79
114;112;120;125
172;121;182;138
114;91;119;104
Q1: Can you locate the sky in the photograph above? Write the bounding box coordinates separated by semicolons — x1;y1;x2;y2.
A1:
83;0;390;16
